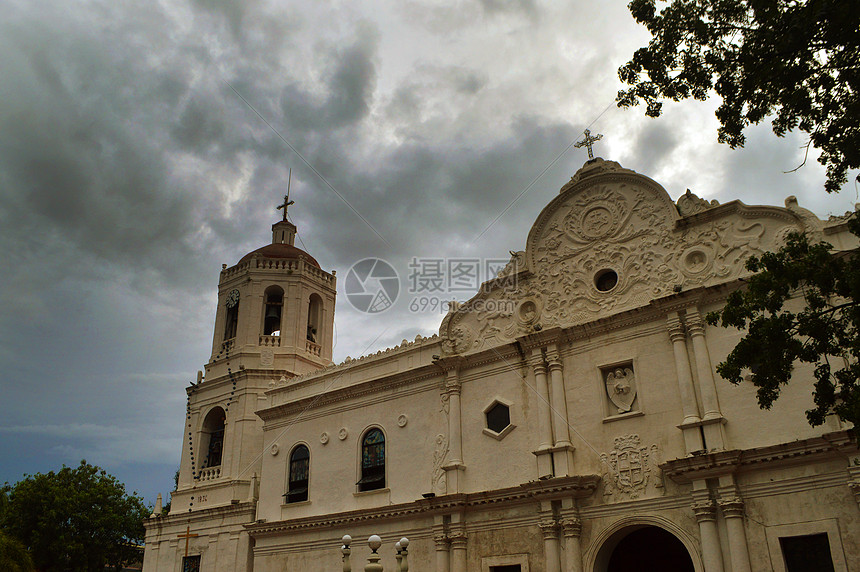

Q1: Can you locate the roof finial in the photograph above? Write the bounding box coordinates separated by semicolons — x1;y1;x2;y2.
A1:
276;168;295;221
574;129;603;160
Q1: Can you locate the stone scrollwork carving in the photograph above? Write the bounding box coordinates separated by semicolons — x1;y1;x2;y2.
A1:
432;434;449;494
495;250;526;279
676;188;719;217
438;162;807;356
600;434;663;500
604;365;636;413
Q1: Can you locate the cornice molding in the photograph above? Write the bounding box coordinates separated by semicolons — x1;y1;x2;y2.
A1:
674;199;803;229
661;430;857;483
145;501;256;530
246;475;599;538
257;367;442;423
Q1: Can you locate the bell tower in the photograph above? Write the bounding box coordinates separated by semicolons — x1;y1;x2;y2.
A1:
171;195;336;511
207;195;336;378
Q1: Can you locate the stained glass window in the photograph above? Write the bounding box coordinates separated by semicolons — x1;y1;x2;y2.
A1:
358;428;385;492
182;555;201;572
286;445;309;503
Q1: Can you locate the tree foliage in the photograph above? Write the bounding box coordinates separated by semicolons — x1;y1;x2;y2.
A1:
617;0;860;193
0;531;34;572
0;460;149;572
706;220;860;431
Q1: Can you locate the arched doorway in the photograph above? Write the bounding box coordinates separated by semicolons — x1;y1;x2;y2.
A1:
596;525;695;572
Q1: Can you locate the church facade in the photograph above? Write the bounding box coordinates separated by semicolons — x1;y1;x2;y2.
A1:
143;159;860;572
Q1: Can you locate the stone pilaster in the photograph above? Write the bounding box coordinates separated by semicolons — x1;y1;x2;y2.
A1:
667;312;704;453
529;348;555;478
686;308;726;450
433;533;450;572
719;496;751;572
560;516;583;572
449;530;467;572
692;500;725;572
442;365;466;493
539;519;561;572
546;345;575;476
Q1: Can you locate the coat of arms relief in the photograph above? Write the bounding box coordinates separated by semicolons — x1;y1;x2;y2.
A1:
604;366;636;414
600;434;663;500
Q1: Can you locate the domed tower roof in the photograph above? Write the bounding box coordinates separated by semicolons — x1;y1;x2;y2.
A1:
238;242;320;268
236;192;320;267
209;190;337;377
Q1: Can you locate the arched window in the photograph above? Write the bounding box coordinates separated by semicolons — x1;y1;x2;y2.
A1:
307;294;322;343
224;302;239;341
201;407;226;468
358;428;385;492
285;445;310;503
263;286;284;336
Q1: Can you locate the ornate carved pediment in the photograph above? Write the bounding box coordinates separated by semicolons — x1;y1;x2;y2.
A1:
438;159;809;356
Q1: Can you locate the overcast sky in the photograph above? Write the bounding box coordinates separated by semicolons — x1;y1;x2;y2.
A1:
1;0;857;505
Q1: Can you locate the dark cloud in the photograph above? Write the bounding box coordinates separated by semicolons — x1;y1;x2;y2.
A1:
628;123;679;176
1;0;855;506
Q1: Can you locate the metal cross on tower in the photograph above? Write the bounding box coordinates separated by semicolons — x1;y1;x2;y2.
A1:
574;129;603;160
276;168;295;221
276;194;294;221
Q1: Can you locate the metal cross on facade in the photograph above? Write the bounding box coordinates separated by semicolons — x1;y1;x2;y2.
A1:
574;129;603;160
177;525;199;557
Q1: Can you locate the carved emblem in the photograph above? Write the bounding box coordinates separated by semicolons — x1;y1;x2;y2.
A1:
600;434;663;499
260;348;274;367
604;366;636;413
517;299;540;326
582;206;615;239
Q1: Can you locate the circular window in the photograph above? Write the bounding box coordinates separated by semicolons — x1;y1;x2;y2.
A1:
595;269;618;292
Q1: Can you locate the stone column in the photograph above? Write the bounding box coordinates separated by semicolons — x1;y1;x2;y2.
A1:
692;500;725;572
687;308;726;449
719;497;751;572
560;516;583;572
667;312;704;453
547;345;575;476
443;367;465;493
530;349;555;478
547;346;573;448
433;534;450;572
539;519;562;572
449;530;467;572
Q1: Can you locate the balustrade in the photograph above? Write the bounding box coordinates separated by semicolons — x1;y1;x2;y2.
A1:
197;466;221;481
259;335;281;347
306;340;322;356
